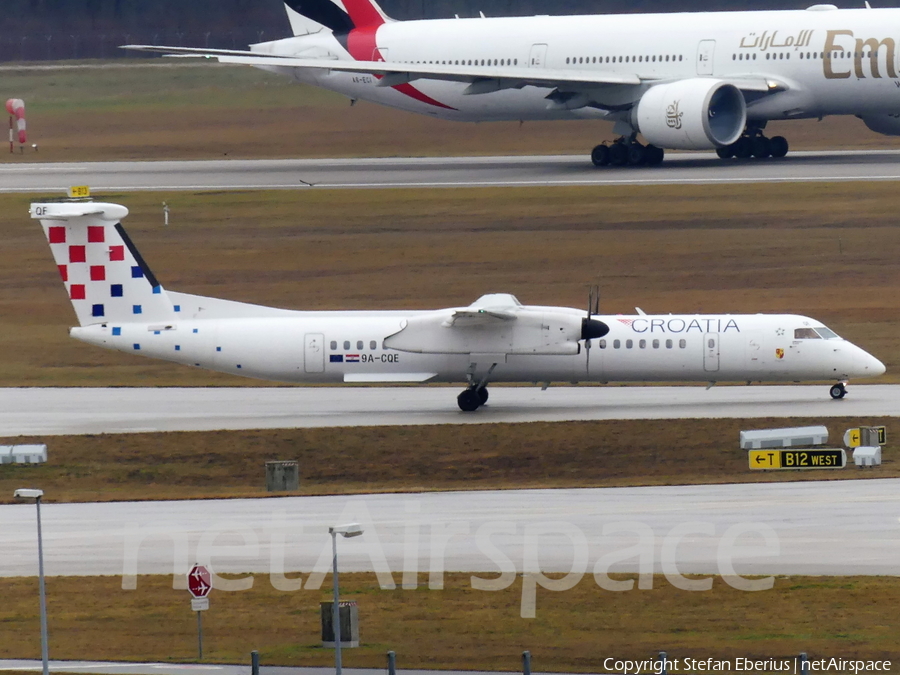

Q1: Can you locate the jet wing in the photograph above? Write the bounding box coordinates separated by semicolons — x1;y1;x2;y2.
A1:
122;45;643;88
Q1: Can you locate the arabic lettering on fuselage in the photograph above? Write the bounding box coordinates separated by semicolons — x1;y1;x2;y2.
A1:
738;28;899;80
739;29;815;51
624;318;741;334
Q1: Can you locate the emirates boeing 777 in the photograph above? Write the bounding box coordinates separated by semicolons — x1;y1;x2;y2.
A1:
128;1;900;166
32;200;884;411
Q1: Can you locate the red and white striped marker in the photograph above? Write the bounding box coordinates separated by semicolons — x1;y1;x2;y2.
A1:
6;99;26;153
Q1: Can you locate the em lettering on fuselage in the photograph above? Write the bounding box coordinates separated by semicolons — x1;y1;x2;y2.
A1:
626;318;740;333
823;30;898;79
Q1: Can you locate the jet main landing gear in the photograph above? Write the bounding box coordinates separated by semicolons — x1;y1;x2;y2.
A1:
717;126;789;161
591;138;665;168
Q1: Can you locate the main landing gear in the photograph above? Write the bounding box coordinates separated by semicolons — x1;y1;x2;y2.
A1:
457;386;489;412
592;137;665;168
830;382;847;400
458;362;496;411
717;127;789;161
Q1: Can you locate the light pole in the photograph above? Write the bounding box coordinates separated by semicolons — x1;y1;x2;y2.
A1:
328;523;363;675
15;489;48;675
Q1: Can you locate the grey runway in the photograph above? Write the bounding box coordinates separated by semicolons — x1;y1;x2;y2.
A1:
3;480;900;577
0;385;897;436
2;151;899;193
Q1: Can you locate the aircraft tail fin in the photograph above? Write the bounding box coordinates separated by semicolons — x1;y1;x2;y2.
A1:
284;0;390;36
31;201;176;327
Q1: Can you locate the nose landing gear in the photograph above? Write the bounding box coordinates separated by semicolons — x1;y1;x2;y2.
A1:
830;382;847;399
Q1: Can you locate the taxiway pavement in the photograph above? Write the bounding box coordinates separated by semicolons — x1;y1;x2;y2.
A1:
0;385;897;436
3;479;899;577
2;150;900;193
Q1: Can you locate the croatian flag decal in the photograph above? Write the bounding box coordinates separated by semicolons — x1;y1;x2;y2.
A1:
346;354;360;363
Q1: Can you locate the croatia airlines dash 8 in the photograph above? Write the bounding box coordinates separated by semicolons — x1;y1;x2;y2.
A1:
31;200;884;411
129;1;900;167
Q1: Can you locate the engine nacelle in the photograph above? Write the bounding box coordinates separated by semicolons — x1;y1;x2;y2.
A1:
633;79;746;150
860;114;900;136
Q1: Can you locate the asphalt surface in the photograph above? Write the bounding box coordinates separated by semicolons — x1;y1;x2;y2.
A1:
3;150;900;193
0;385;895;435
4;479;900;577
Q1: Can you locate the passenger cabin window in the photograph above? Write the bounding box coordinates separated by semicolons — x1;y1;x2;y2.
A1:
599;339;607;349
679;339;687;348
343;340;351;350
639;339;646;349
626;339;633;349
653;339;660;349
614;339;621;349
357;340;364;350
370;340;377;349
708;338;716;348
330;341;337;350
794;328;820;339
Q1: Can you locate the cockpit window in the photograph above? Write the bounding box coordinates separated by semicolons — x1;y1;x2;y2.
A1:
794;328;820;339
815;326;840;339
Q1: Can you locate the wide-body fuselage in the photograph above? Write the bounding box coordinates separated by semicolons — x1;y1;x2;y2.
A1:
261;8;900;123
71;309;882;386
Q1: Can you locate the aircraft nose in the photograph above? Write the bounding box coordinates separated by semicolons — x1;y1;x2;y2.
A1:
856;347;886;377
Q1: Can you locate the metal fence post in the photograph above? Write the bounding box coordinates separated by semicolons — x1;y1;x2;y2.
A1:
387;651;396;675
522;650;531;675
251;650;259;675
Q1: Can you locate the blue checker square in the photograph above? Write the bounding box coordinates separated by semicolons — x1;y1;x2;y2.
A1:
91;304;104;317
175;345;181;351
133;344;141;351
112;327;121;336
153;331;161;335
193;328;199;334
133;305;142;315
152;286;161;295
216;346;222;352
131;266;143;278
174;305;181;312
110;284;123;297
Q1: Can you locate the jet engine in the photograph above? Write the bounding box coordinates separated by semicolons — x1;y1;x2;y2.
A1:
860;114;900;136
633;79;746;149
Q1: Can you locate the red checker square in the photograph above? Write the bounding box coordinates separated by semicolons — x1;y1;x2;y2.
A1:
90;265;106;281
69;245;86;263
70;284;86;300
48;227;66;244
58;265;68;282
88;226;105;243
109;245;125;262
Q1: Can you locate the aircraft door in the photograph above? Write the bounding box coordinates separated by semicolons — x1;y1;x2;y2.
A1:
529;44;548;68
304;333;325;373
704;333;720;372
696;40;716;76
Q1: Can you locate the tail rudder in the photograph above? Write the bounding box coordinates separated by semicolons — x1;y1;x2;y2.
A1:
284;0;389;36
31;201;176;327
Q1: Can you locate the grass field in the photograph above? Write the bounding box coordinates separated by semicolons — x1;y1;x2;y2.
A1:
2;573;899;671
0;416;894;504
1;60;900;162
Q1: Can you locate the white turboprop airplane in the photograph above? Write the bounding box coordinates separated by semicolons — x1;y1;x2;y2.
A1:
32;200;884;410
128;1;900;167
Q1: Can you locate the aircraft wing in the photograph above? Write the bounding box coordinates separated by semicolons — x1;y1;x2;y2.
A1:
123;45;643;88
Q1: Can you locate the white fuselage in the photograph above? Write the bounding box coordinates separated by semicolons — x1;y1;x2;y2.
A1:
261;7;900;123
71;308;883;386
